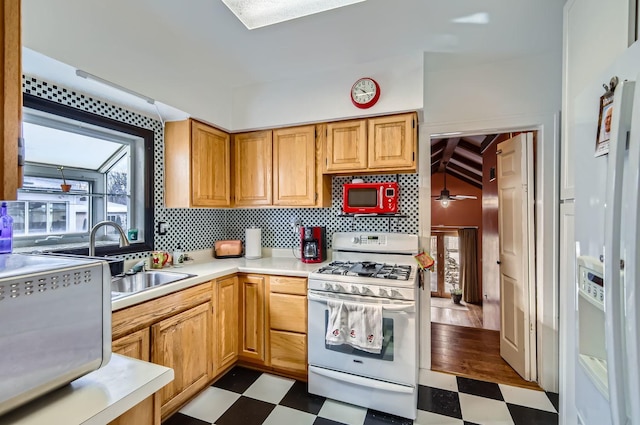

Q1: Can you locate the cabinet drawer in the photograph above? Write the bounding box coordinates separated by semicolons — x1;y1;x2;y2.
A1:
270;276;307;295
270;293;307;333
270;330;307;373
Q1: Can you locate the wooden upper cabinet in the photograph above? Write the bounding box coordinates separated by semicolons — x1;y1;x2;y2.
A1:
324;112;417;174
325;119;367;172
367;113;416;171
273;125;316;206
1;0;22;201
164;119;231;208
234;130;272;206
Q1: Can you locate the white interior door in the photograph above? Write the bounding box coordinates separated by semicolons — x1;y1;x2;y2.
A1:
497;133;536;381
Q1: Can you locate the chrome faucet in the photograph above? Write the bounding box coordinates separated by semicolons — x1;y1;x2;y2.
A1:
89;220;130;256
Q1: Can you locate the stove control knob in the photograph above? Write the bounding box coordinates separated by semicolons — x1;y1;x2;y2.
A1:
361;286;374;295
332;283;345;292
378;288;389;297
352;236;360;244
350;285;361;294
323;283;332;291
391;289;404;299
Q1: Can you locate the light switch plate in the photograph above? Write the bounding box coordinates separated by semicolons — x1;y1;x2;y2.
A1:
157;221;168;235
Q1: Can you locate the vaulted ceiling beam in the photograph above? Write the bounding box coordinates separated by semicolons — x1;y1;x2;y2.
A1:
447;163;483;189
480;134;501;153
438;137;460;172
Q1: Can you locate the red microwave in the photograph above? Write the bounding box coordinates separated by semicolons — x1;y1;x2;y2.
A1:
343;182;399;214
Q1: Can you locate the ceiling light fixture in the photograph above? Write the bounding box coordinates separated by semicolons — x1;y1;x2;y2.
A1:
221;0;367;30
451;12;490;25
75;69;155;105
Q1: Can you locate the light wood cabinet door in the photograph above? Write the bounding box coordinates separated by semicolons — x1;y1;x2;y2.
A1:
239;274;266;362
270;293;307;333
325;119;367;172
273;125;316;206
0;0;22;201
217;275;239;372
152;302;212;418
164;119;231;208
110;328;158;425
191;121;231;207
367;113;417;171
270;330;307;373
234;130;273;206
112;327;150;361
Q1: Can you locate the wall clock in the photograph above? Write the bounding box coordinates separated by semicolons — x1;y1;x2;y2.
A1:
350;77;380;109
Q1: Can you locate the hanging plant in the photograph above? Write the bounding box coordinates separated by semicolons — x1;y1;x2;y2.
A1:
58;166;71;192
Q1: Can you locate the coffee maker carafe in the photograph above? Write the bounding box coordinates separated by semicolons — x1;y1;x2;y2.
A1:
300;226;326;263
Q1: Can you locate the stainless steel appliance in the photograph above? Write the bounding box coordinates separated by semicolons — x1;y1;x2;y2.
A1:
300;226;326;263
307;232;419;419
0;253;112;415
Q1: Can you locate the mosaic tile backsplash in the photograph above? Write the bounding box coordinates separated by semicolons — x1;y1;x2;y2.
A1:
22;75;419;259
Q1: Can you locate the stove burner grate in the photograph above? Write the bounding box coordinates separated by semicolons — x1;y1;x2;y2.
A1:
316;261;411;280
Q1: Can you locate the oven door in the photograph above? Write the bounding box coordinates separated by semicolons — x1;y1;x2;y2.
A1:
307;289;416;386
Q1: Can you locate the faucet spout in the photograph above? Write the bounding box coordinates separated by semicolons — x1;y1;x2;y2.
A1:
89;220;130;256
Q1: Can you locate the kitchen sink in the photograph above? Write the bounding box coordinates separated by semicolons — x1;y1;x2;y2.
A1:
111;270;196;297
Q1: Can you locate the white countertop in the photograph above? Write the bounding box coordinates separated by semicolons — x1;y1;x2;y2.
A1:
0;354;174;425
112;250;331;311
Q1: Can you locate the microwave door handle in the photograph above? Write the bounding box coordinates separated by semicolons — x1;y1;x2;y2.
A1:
307;292;415;313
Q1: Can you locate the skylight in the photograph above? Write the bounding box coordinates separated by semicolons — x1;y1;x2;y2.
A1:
221;0;366;29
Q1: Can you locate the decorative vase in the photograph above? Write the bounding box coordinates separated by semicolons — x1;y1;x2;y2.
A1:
452;293;462;304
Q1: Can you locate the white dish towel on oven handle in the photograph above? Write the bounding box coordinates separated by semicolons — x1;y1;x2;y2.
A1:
347;302;383;354
325;299;347;345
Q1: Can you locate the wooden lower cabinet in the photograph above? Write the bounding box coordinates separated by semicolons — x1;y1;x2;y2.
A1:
270;330;307;373
216;275;239;373
238;274;267;363
110;328;159;425
152;302;213;418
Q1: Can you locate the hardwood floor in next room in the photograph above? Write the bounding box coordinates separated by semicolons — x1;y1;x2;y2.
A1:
431;322;540;390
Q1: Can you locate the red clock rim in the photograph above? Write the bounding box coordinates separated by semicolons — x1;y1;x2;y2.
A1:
351;78;380;109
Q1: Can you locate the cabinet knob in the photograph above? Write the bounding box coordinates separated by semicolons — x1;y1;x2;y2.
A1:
497;261;501;265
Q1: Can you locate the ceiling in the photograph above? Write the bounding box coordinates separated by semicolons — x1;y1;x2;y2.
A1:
21;0;563;125
430;134;499;188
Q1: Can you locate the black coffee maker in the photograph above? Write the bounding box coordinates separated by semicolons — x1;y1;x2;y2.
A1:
300;226;326;263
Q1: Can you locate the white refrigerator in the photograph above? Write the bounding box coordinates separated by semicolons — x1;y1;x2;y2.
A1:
573;39;640;425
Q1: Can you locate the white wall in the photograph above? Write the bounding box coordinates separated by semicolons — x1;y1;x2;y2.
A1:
231;54;423;131
419;40;563;393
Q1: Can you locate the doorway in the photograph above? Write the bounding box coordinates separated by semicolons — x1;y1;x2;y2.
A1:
429;131;538;388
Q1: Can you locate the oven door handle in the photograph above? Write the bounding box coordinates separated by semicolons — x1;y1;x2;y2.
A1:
307;292;415;313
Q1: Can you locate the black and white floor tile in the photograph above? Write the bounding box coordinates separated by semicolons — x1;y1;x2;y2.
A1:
163;367;559;425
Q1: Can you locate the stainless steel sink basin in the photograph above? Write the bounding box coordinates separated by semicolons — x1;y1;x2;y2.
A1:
111;270;196;297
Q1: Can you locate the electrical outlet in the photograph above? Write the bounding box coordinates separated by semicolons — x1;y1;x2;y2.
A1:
290;217;301;235
157;221;169;235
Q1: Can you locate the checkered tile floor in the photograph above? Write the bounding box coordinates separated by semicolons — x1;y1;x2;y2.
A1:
163;367;559;425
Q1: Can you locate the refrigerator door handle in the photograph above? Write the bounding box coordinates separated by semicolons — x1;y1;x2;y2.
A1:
603;80;635;425
622;74;640;425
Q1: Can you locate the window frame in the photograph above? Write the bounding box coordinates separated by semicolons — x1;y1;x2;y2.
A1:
23;93;155;256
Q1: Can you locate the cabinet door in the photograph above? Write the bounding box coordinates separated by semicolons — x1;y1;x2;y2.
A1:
111;329;157;425
270;293;306;333
112;328;150;361
217;275;239;372
0;0;22;201
234;131;272;206
273;125;316;206
367;113;416;171
325;119;367;172
270;330;306;373
239;275;266;362
152;302;212;418
191;121;231;207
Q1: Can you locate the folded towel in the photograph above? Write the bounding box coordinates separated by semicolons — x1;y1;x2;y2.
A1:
346;302;383;354
325;300;347;345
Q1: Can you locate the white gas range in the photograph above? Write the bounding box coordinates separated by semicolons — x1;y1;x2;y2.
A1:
307;232;419;420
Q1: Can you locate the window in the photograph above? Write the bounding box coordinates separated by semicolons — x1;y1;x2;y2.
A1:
10;94;154;255
430;230;460;297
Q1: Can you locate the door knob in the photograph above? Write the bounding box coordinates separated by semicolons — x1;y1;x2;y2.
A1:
497;261;501;265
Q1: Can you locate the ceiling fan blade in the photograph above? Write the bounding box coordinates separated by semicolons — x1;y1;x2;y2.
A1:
451;195;478;200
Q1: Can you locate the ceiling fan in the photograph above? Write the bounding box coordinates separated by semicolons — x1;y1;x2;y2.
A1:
432;165;477;208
